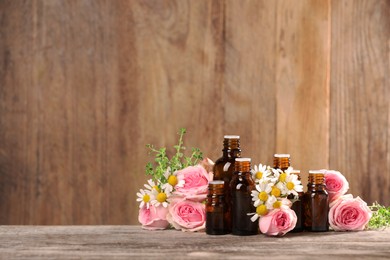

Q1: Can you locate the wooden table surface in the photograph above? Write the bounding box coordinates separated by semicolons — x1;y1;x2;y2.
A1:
0;226;389;259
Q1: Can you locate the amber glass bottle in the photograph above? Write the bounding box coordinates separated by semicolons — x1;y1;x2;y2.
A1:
206;180;230;235
213;135;241;183
273;154;303;232
230;158;258;236
290;169;304;232
303;171;329;232
273;153;290;170
213;135;241;232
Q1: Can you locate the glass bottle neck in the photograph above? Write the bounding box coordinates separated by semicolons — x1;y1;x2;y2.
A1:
273;157;290;170
235;161;250;172
307;173;326;191
222;149;241;159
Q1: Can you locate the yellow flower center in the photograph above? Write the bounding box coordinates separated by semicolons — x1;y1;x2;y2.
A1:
286;182;295;190
256;205;268;216
271;187;281;197
153;185;160;192
258;191;269;202
273;201;282;209
156;192;167;203
142;194;150;203
279;173;287;182
255;171;263;179
168;175;178;186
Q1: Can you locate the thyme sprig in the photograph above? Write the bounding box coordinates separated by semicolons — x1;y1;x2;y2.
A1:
145;128;203;185
368;202;390;230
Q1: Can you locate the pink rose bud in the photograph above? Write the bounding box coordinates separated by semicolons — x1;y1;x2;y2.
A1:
199;157;215;174
329;194;372;231
138;204;169;230
167;197;206;232
259;207;297;236
174;165;213;201
323;170;349;202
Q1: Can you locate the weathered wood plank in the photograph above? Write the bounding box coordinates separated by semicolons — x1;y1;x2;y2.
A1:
275;0;330;185
224;0;277;164
0;0;33;224
330;0;390;205
0;226;388;259
126;0;225;224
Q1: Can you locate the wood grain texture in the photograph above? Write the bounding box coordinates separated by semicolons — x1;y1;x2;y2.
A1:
0;226;389;259
0;0;33;224
275;0;330;186
0;0;389;225
330;0;390;205
0;0;226;224
126;0;225;224
224;0;277;164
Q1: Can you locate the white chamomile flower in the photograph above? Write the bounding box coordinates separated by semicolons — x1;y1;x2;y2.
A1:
150;188;171;208
161;167;184;193
136;189;153;209
144;179;160;193
251;164;271;182
272;167;293;183
251;181;273;207
283;173;304;197
270;168;283;183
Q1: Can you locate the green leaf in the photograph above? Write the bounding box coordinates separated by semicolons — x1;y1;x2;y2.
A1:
144;128;203;185
368;202;390;229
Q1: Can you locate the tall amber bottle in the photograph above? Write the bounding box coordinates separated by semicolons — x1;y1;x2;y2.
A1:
230;158;258;236
303;171;329;232
213;135;241;232
213;135;241;183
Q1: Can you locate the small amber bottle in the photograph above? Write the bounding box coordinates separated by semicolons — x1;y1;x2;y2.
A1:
213;135;241;232
303;170;329;232
290;170;304;232
230;158;258;236
273;154;303;232
206;180;230;235
273;153;291;170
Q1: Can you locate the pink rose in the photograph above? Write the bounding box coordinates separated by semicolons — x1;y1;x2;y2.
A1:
329;194;372;231
138;204;169;230
259;207;297;236
199;157;215;174
174;165;213;201
167;197;206;232
323;170;349;202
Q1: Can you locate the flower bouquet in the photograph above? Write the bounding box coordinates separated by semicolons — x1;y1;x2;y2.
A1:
136;128;213;231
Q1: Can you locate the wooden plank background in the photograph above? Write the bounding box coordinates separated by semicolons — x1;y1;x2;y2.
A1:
0;0;388;225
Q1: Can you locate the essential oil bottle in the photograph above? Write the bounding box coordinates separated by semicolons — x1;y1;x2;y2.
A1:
303;170;329;232
213;135;241;183
273;153;290;170
230;158;258;236
213;135;241;232
290;169;304;232
206;180;230;235
273;154;303;232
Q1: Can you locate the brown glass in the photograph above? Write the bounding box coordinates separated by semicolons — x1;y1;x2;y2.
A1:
206;181;230;235
230;159;258;236
213;136;241;232
273;154;290;170
213;137;241;182
289;170;303;232
303;173;329;232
